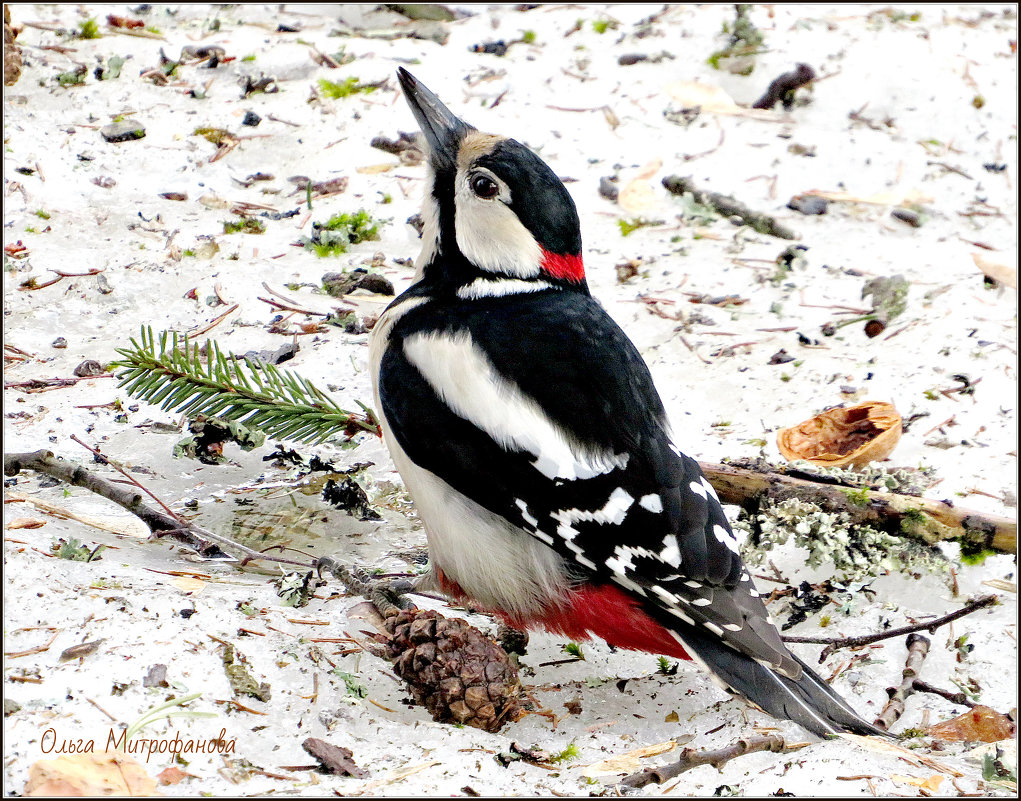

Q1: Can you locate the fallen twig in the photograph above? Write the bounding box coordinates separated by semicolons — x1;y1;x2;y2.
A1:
618;734;808;790
3;449;308;567
18;268;104;291
5;375;116;392
874;633;930;731
662;175;796;239
911;678;977;709
781;595;997;662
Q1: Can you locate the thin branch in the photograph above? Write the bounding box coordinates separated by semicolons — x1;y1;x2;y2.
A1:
781;595;997;662
874;633;930;731
911;679;977;709
3;450;308;567
69;434;181;521
618;734;808;790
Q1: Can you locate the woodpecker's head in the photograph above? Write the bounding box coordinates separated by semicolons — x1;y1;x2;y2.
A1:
398;68;587;294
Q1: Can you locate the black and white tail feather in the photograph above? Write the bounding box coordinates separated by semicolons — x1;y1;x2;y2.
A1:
678;627;885;738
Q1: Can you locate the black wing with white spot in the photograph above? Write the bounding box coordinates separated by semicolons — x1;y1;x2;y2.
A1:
379;288;798;677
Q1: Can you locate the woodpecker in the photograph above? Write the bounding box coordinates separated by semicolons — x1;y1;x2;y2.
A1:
369;68;883;738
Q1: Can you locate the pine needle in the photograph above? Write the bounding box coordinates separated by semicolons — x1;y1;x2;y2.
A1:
112;327;378;444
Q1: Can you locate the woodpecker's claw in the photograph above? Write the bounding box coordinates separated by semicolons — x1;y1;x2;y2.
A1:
316;556;415;615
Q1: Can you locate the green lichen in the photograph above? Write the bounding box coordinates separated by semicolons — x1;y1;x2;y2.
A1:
76;18;102;39
223;217;266;235
193;127;233;145
318;77;377;99
306;210;384;257
842;486;871;507
550;743;580;764
562;642;585;659
737;496;950;583
958;539;998;566
618;218;662;237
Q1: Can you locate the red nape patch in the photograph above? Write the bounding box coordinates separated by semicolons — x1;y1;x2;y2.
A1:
541;250;585;283
500;583;692;660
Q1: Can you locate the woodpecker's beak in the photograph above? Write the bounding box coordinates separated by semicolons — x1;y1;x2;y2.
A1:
397;68;474;172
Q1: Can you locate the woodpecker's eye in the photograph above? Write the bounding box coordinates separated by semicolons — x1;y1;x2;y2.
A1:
470;174;500;199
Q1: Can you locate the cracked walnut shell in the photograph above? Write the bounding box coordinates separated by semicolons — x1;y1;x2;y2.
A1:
777;401;902;468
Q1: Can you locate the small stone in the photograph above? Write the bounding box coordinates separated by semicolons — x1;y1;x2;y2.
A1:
241;110;261;127
788;194;828;215
73;360;104;377
51;337;67;349
618;53;649;66
891;207;921;227
598;176;619;202
101;119;146;143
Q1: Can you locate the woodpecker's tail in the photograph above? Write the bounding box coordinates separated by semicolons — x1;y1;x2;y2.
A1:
680;629;887;738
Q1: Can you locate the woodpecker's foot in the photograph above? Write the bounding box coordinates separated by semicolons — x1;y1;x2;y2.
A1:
316;556;416;615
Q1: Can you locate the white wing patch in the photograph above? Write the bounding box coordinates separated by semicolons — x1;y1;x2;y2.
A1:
659;534;681;568
457;278;558;300
554;521;599;571
713;523;740;554
639;493;663;513
404;331;629;481
554;487;635;527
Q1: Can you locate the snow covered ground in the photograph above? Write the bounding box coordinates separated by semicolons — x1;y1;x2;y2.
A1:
3;3;1017;796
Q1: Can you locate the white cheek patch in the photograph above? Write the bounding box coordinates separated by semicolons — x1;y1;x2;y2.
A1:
404;330;629;481
453;175;543;278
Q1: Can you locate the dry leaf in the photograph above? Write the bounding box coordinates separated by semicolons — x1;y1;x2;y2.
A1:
664;710;679;723
927;706;1017;743
355;163;397;174
777;401;902;468
664;81;741;114
982;578;1017;593
890;774;945;793
580;740;676;777
171;576;205;593
839;733;963;776
25;752;159;796
803;188;933;207
156;766;190;785
972;252;1018;288
349;761;441;795
198;192;230;209
5;517;46;529
617;179;657;215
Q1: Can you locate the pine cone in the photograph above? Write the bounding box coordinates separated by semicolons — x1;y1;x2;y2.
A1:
383;608;524;732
